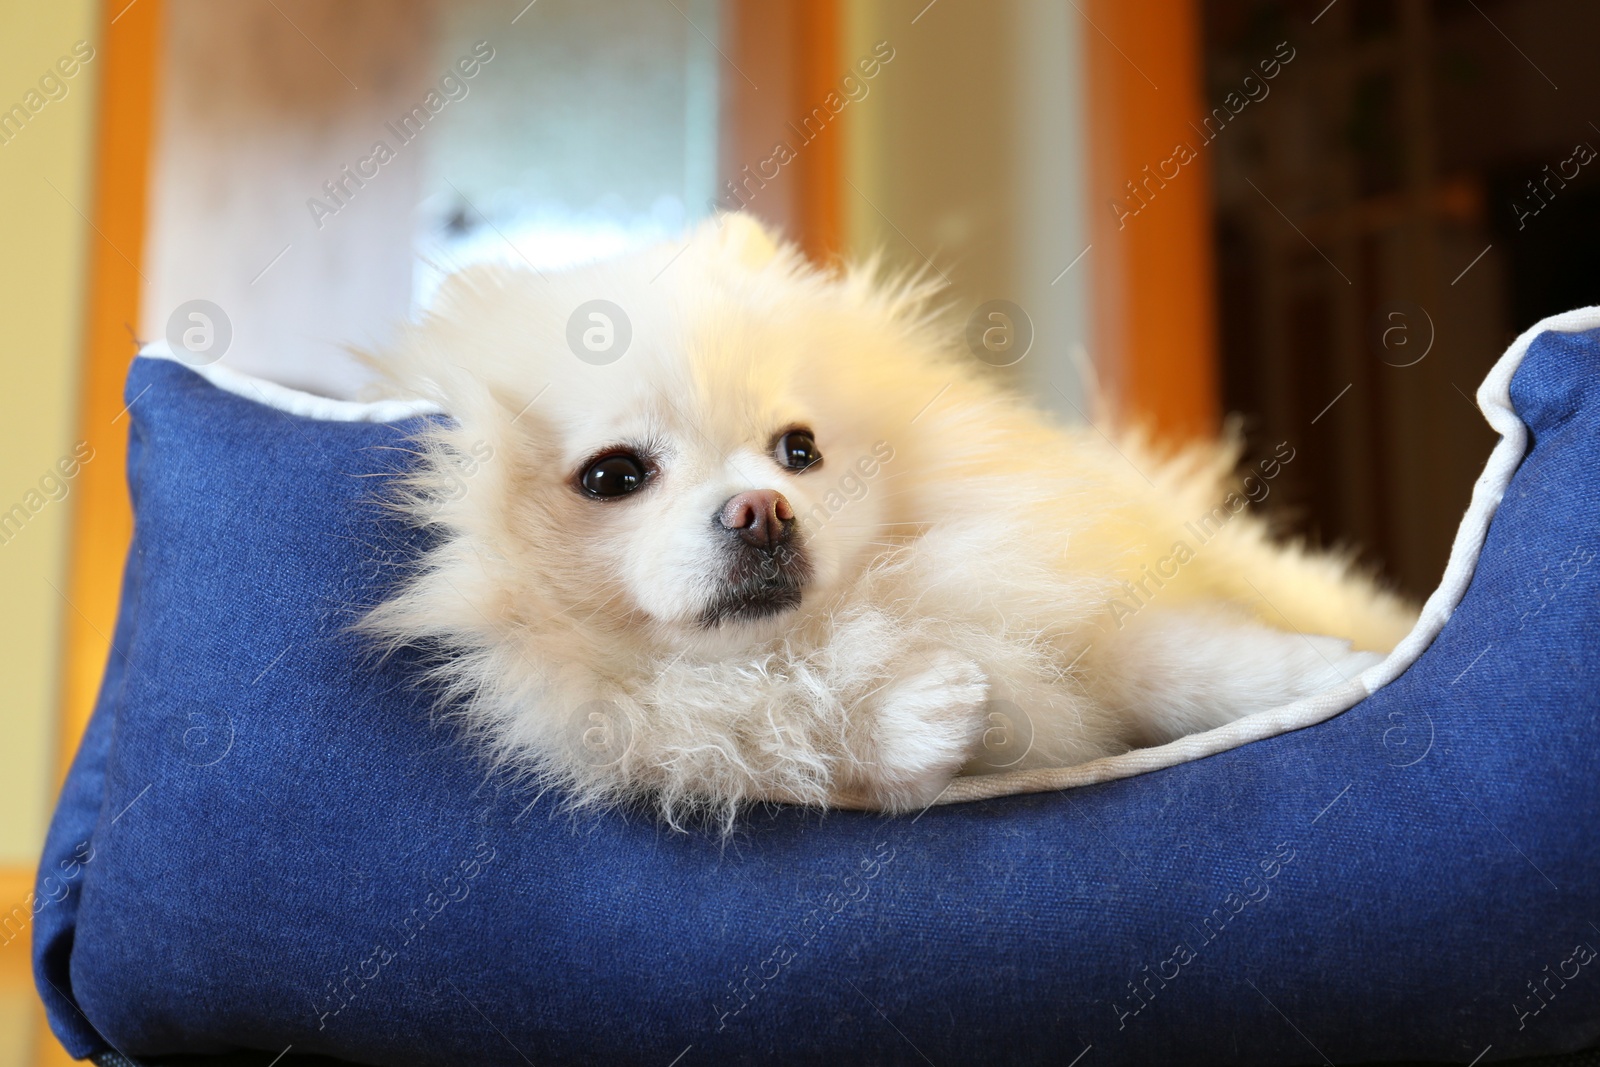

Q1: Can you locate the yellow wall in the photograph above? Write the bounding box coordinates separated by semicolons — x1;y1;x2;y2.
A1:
0;2;99;865
1;11;105;1067
0;8;104;1067
1;5;132;1058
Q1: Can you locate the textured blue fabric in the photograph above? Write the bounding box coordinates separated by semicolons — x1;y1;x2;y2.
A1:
34;336;1600;1066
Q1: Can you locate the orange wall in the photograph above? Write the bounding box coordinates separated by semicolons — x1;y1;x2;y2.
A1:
57;0;162;780
719;0;842;264
791;0;843;264
1086;0;1218;442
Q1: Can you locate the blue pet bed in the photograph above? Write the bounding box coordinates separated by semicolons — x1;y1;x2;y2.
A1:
33;310;1600;1065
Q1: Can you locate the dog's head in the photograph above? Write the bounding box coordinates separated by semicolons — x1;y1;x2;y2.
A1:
396;215;948;654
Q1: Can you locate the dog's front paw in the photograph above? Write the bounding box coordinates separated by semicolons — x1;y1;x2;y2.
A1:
858;651;989;811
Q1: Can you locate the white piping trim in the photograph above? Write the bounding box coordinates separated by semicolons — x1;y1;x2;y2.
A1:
138;343;440;423
922;305;1600;806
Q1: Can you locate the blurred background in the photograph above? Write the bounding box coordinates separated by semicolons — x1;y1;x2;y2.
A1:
3;0;1596;1059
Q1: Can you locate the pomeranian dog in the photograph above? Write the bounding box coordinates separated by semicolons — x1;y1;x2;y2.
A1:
364;214;1415;828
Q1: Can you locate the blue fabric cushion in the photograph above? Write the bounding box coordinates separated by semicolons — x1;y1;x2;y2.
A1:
35;329;1600;1066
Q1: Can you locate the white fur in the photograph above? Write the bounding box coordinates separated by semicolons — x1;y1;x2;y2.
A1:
361;215;1416;830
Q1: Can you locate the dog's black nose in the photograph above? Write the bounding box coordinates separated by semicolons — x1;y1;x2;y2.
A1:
719;490;794;549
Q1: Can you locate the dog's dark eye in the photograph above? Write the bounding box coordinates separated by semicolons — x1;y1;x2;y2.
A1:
775;429;822;471
579;453;648;498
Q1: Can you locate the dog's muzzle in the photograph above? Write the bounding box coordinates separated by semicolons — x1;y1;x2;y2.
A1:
700;490;811;626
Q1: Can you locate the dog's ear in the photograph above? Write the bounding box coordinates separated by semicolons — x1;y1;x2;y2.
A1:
701;211;783;270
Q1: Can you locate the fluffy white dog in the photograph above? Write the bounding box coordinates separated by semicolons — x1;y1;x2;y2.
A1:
364;214;1415;828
